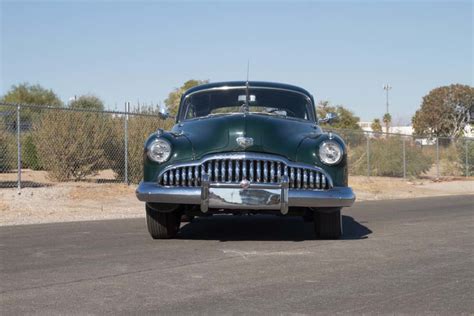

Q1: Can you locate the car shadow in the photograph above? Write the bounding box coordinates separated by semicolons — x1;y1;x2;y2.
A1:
0;181;52;188
177;215;372;241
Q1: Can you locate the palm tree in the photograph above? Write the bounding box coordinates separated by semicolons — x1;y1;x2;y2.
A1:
383;113;392;134
371;118;383;137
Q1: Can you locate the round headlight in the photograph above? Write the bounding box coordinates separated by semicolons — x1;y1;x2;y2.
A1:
147;138;172;163
319;141;343;165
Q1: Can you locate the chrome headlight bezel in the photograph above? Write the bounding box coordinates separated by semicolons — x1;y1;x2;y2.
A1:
147;138;172;163
318;140;343;165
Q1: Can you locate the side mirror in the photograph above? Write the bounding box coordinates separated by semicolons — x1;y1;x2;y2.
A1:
159;107;170;119
319;112;338;125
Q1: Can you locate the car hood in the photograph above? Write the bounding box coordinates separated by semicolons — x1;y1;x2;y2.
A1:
172;113;322;161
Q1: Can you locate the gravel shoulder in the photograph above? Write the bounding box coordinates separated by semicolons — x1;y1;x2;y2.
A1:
1;174;473;226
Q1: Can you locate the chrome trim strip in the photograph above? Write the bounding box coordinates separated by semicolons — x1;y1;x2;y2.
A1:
228;160;233;182
208;161;213;181
290;168;295;187
236;160;240;181
281;175;289;215
270;161;275;182
221;160;226;182
296;168;302;189
188;167;192;186
214;160;219;181
194;166;199;186
249;160;254;182
256;161;261;182
262;160;268;182
200;174;210;213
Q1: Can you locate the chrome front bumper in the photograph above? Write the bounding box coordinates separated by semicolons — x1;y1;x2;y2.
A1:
136;175;355;215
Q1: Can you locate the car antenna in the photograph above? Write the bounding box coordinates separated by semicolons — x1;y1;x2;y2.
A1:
244;60;250;113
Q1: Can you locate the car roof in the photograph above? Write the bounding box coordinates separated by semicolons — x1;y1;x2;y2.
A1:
182;81;313;99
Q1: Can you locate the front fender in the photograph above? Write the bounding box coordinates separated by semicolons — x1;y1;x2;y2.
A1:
143;131;194;182
296;133;348;187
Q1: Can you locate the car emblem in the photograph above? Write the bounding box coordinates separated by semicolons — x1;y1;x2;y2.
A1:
236;136;254;149
240;179;250;189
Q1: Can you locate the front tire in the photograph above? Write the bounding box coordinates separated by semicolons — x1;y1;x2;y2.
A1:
303;209;314;222
314;208;342;239
146;204;181;239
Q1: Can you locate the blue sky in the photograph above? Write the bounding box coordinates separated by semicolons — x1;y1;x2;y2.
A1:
1;1;472;123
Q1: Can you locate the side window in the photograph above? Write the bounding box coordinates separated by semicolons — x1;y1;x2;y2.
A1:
185;104;195;119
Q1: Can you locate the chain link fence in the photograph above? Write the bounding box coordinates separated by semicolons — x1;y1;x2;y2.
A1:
0;103;173;190
1;102;473;192
329;128;473;179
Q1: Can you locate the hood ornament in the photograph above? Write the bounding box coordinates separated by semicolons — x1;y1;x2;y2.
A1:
236;136;254;149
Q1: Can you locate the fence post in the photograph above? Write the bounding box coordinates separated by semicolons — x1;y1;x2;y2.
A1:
124;102;129;185
436;137;440;179
403;137;406;179
366;133;370;178
16;104;21;194
466;138;469;178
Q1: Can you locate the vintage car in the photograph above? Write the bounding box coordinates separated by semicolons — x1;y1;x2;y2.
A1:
136;81;355;239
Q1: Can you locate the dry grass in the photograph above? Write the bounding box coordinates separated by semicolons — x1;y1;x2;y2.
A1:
68;183;133;200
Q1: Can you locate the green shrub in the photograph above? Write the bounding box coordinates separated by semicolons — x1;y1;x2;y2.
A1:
350;137;433;177
33;110;110;181
103;117;125;181
21;133;42;170
0;129;16;172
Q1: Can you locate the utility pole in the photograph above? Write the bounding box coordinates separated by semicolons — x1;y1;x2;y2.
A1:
383;84;392;134
383;84;392;115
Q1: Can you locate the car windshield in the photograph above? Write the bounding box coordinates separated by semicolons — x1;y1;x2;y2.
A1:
179;88;313;121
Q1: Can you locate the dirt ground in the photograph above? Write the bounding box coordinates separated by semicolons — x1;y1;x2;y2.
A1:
1;170;473;226
350;176;474;201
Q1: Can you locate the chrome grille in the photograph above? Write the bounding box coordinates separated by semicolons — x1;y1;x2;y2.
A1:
158;154;331;190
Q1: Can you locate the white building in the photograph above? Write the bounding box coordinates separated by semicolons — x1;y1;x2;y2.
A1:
358;122;473;138
357;122;414;135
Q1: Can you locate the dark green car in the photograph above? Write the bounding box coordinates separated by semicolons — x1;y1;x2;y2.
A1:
136;81;355;239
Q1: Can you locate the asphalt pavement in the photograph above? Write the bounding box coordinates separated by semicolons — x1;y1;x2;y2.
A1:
1;195;473;314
